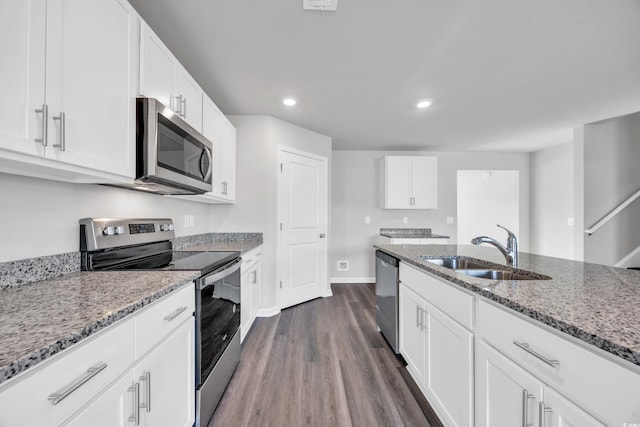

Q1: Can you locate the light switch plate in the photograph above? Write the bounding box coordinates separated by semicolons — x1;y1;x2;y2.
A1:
446;216;454;225
403;217;408;224
365;216;370;224
567;217;575;226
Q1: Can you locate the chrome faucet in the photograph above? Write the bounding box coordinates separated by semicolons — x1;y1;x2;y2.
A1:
471;224;519;267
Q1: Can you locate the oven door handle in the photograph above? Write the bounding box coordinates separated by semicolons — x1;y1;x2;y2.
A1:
199;258;242;290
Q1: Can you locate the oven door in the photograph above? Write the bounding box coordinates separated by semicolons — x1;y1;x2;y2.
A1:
195;257;241;387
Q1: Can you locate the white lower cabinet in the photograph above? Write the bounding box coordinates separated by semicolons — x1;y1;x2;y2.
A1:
476;341;543;427
240;246;262;342
399;274;473;427
0;285;195;427
541;387;604;427
64;372;134;427
131;319;194;427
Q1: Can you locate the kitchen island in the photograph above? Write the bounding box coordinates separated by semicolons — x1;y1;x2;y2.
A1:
375;243;640;427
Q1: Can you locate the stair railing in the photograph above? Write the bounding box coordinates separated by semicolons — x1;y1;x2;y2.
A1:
585;188;640;235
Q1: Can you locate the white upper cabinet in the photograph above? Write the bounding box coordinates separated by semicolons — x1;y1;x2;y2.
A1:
139;21;203;132
174;94;236;204
382;156;437;209
0;0;137;182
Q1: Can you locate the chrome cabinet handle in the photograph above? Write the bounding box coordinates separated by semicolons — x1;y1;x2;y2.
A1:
174;94;183;115
319;233;326;238
538;402;552;427
164;306;188;321
251;270;257;283
416;306;420;328
48;362;107;405
34;104;48;146
222;181;228;195
522;389;534;427
128;382;140;425
139;371;151;412
182;97;187;118
421;308;427;331
52;112;66;151
513;341;559;367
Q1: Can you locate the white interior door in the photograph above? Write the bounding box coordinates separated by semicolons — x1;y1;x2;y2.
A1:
278;147;328;309
457;170;519;245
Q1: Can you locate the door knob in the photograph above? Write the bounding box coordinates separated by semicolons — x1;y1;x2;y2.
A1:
319;233;326;238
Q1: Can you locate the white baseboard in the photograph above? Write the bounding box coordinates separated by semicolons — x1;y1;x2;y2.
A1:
256;306;281;317
330;277;375;284
324;288;334;297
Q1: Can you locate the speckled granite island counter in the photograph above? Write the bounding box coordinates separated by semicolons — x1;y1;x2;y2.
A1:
374;244;640;367
0;270;199;385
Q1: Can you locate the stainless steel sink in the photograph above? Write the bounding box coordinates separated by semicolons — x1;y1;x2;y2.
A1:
418;256;551;281
421;257;491;270
455;269;537;281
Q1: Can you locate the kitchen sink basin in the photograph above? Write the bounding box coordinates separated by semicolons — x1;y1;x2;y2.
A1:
421;257;491;270
455;269;537;280
418;256;551;281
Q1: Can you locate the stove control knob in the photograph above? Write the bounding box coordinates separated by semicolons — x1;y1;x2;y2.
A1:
168;224;175;231
114;226;125;235
103;226;115;236
160;224;169;231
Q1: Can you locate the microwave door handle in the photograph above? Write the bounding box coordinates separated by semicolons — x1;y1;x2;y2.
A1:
201;147;213;182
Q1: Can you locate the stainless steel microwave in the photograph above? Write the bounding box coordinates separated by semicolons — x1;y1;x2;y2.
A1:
112;98;213;195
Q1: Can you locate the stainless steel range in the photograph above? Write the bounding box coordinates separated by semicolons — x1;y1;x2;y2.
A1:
79;218;241;427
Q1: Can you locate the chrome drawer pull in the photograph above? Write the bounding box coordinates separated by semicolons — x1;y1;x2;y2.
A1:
34;104;48;146
128;382;140;425
164;306;187;321
539;402;552;427
52;112;66;151
139;371;151;412
513;341;559;367
48;362;107;405
522;389;534;427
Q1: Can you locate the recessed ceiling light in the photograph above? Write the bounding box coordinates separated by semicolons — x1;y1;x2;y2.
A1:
283;97;297;106
416;99;433;109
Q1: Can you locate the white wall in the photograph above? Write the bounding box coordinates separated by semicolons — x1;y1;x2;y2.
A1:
0;173;211;262
331;150;530;281
583;111;640;266
530;142;575;259
215;116;332;311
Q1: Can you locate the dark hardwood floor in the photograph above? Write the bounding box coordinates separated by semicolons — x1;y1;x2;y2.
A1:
209;283;443;427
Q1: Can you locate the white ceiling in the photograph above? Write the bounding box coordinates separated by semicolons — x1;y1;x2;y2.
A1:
128;0;640;152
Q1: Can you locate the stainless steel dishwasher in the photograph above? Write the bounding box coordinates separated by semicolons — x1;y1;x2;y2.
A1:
375;250;400;353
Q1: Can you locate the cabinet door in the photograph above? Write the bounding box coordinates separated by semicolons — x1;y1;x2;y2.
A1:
62;371;134;427
220;119;237;201
411;156;437;209
476;341;544;427
240;268;252;342
136;319;195;427
174;65;203;131
384;156;412;208
398;283;426;388
202;96;225;198
139;21;175;110
0;0;46;158
542;388;605;427
45;0;136;178
250;262;262;322
424;303;473;427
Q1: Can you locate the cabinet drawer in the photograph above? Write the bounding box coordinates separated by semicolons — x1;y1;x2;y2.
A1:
400;262;474;330
0;320;135;427
241;246;262;272
135;284;195;358
477;299;640;426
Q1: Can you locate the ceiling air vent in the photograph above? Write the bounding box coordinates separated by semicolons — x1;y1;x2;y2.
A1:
303;0;338;11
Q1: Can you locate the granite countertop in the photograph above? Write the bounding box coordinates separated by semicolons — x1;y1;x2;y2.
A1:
374;244;640;367
175;240;262;253
380;228;449;239
0;270;199;385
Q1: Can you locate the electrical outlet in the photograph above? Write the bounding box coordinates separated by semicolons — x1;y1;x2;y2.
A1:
365;216;371;224
337;260;349;271
567;217;575;226
403;217;408;224
184;214;194;228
